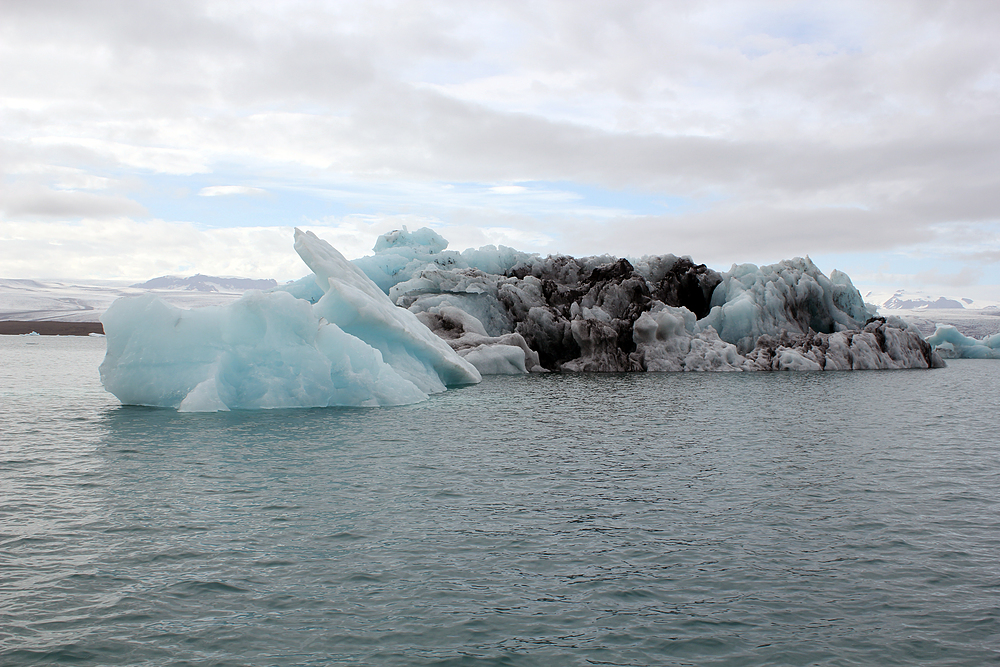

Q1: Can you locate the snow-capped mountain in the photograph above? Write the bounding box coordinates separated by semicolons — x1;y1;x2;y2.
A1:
0;275;283;322
860;289;1000;339
131;274;277;292
868;289;1000;311
882;292;966;309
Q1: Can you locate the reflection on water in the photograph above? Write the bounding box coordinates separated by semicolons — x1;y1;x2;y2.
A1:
2;336;999;666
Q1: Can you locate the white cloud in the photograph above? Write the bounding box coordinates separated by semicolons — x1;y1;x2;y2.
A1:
29;137;210;175
7;164;115;191
480;226;556;248
0;0;999;295
0;184;147;220
198;185;268;197
0;219;307;281
914;266;983;289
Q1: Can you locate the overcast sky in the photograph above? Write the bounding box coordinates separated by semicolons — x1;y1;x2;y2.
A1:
2;0;999;298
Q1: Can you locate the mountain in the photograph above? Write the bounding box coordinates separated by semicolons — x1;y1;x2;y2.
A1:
1;275;282;322
131;274;277;292
881;291;965;309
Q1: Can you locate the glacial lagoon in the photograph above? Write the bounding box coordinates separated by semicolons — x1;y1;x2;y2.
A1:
2;335;998;666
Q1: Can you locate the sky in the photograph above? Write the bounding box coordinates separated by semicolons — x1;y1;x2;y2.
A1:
2;0;1000;300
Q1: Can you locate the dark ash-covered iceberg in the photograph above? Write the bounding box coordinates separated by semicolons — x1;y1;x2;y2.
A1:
339;227;943;375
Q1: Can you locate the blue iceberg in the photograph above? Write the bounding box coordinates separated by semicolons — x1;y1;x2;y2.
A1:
100;230;481;411
925;325;1000;359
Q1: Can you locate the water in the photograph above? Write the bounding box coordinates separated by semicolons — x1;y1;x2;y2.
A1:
2;336;998;666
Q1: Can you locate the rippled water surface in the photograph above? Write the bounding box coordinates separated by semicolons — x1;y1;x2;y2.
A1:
2;336;999;666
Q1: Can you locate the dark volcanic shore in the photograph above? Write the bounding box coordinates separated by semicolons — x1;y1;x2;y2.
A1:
0;321;105;336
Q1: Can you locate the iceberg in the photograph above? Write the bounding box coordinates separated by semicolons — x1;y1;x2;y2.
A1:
100;227;944;412
351;225;535;295
352;228;941;373
632;304;755;372
100;230;480;411
412;304;544;374
925;325;1000;359
698;258;873;353
293;230;482;392
631;308;942;372
744;317;944;370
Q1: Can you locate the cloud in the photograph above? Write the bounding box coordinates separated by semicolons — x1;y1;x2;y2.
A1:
0;0;999;292
0;219;306;281
29;137;211;175
914;266;983;289
0;214;459;281
198;185;268;197
0;185;147;219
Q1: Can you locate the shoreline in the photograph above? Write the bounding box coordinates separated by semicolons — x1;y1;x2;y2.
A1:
0;321;105;336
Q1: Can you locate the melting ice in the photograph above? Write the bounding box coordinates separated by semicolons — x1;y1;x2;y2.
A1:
100;227;944;411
